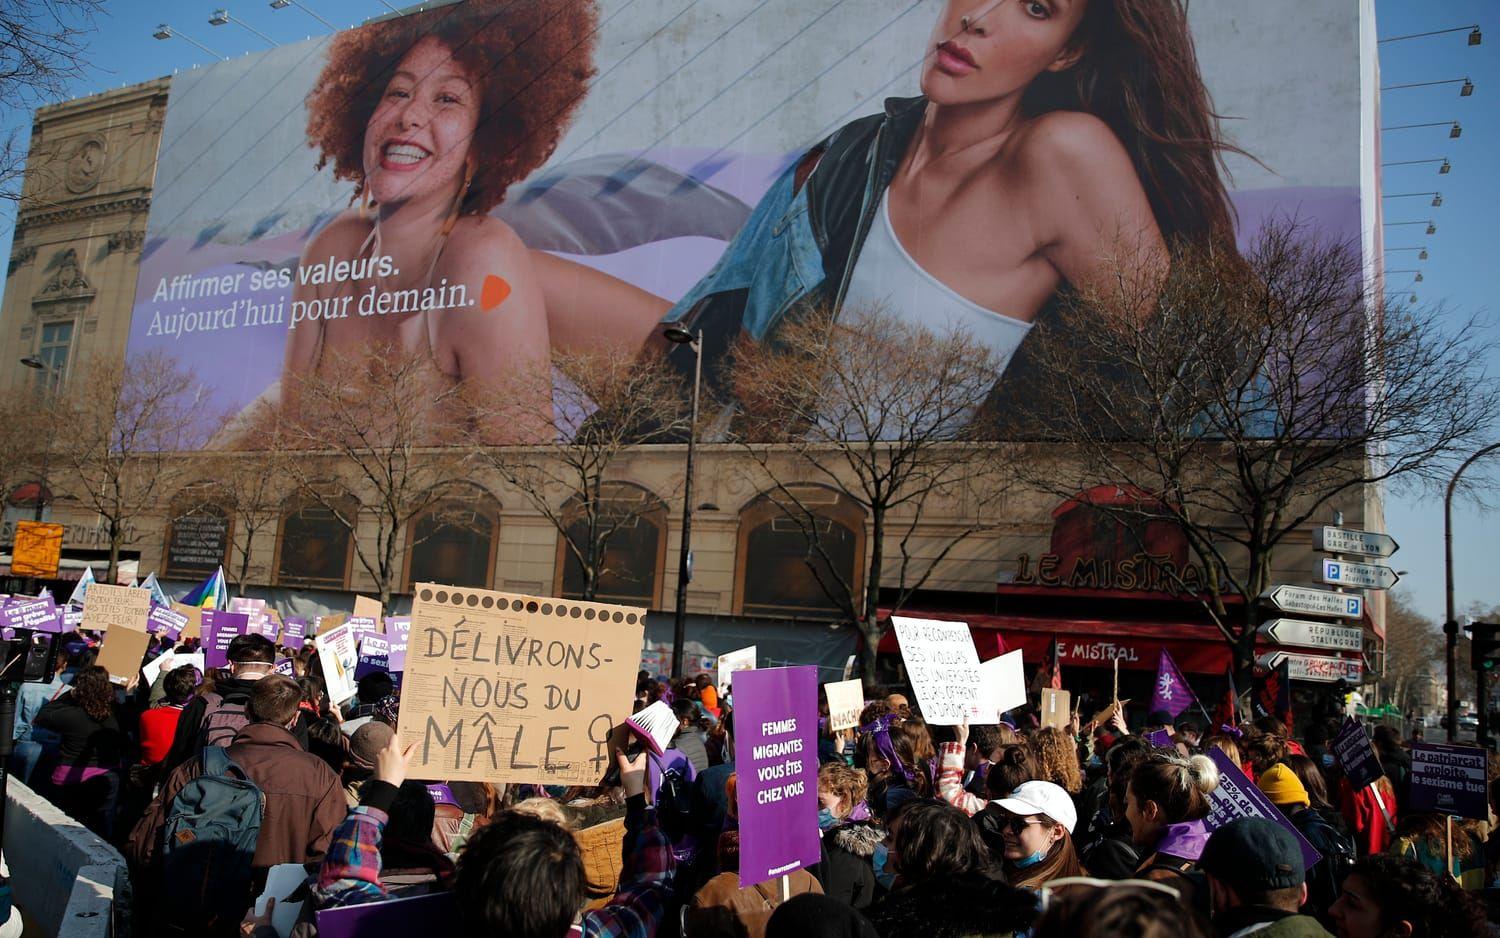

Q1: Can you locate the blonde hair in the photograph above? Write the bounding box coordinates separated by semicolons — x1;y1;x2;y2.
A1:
1130;752;1219;823
508;797;574;831
1030;726;1084;795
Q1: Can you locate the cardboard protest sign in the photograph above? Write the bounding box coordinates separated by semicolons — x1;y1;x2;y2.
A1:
1040;689;1072;729
317;623;360;704
1205;748;1321;869
1330;719;1383;790
203;610;249;670
735;666;821;887
81;583;152;632
282;617;308;650
978;650;1027;721
824;679;864;732
316;613;347;637
1409;741;1488;820
397;584;645;786
98;623;152;686
353;595;383;621
718;645;756;694
355;634;391;680
148;604;190;641
170;602;203;641
891;615;984;725
0;596;62;634
316;890;459;937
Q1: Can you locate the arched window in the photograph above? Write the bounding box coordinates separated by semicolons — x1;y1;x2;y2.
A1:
405;486;500;590
274;497;353;589
734;486;865;619
554;482;667;607
163;484;232;579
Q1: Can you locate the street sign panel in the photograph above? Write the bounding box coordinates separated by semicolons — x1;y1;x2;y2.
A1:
1315;526;1399;559
1257;651;1363;684
1264;585;1363;620
1258;618;1364;653
1320;558;1399;591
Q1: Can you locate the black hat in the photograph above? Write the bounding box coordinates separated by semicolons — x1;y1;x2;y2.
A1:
1200;817;1305;892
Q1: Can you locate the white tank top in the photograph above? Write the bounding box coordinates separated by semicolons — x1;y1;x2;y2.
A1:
841;191;1032;375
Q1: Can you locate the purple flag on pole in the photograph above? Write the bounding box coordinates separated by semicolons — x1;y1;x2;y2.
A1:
1148;648;1196;720
734;666;820;887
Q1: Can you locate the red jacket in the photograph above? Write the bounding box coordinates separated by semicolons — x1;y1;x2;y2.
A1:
138;705;184;766
1340;775;1397;856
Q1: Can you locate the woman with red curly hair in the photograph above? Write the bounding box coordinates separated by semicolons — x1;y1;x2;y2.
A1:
285;0;666;439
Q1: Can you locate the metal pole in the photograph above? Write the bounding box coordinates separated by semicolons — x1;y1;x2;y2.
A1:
1447;442;1500;742
670;334;702;679
0;681;18;868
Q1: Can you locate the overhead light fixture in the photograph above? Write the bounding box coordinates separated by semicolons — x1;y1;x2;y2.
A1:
153;23;172;39
1410;294;1418;304
1450;122;1463;138
1415;272;1424;283
1420;248;1429;260
1428;222;1438;235
209;8;230;25
270;0;290;6
1470;27;1482;46
1440;159;1452;174
1461;78;1475;96
1432;193;1443;207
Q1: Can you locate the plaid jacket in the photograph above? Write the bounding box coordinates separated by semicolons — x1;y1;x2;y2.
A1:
314;787;675;938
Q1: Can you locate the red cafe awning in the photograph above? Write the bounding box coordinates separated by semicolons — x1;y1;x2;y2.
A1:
877;611;1234;674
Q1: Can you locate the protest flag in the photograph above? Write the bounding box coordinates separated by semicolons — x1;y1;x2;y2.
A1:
141;572;171;608
180;566;228;611
1148;648;1197;720
1030;636;1061;695
1212;664;1240;728
1252;657;1293;729
66;566;96;608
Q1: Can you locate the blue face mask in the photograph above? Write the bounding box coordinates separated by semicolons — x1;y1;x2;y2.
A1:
872;843;897;889
1014;847;1049;869
1321;752;1335;769
818;807;838;831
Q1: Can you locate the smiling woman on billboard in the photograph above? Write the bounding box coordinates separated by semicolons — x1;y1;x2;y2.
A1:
666;0;1247;412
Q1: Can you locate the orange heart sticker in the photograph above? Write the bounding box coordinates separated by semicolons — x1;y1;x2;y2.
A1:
481;274;511;311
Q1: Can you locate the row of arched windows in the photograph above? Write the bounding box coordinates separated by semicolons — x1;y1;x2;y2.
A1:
163;483;866;618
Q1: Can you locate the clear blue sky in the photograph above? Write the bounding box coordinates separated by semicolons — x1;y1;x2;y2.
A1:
0;0;1494;625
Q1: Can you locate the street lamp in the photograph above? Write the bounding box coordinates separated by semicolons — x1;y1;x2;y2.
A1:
1381;158;1452;174
208;8;277;46
152;23;227;59
268;0;335;30
663;323;701;679
1446;442;1500;742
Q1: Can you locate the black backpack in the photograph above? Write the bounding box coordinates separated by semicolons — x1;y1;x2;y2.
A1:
1300;809;1357;910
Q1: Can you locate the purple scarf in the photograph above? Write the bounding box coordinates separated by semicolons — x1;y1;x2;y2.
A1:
1154;819;1210;862
859;714;913;785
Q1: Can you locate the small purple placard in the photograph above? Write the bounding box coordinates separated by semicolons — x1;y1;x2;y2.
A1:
1205;748;1321;870
62;607;83;631
0;596;62;633
1144;729;1174;749
147;603;189;639
315;891;458;937
734;666;820;887
383;616;410;640
282;617;307;650
347;616;379;640
203;610;249;669
1331;719;1383;790
273;658;297;677
355;634;390;680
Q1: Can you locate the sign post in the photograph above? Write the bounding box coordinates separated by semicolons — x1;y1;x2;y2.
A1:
1315;526;1399;558
1319;558;1399;591
1263;585;1364;620
1257;619;1364;653
1256;651;1362;684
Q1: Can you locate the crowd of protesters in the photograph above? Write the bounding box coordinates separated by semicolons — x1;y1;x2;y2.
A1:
9;622;1500;938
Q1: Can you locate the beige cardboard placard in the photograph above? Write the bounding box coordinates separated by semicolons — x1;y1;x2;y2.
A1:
81;583;152;632
316;613;346;636
171;602;203;641
824;679;865;732
98;623;152;686
1041;689;1073;730
353;595;383;621
398;584;645;785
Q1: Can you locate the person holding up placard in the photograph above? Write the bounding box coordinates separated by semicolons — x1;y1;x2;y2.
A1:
859;705;937;820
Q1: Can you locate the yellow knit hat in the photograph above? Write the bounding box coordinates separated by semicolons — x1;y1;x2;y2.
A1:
1256;762;1310;808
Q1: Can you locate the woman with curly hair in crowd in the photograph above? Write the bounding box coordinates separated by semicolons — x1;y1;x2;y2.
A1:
1329;854;1489;938
812;762;883;910
288;0;668;441
1029;725;1084;797
34;664;128;837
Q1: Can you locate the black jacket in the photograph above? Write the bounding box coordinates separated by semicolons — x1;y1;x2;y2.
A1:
34;693;125;769
813;821;885;911
865;872;1038;938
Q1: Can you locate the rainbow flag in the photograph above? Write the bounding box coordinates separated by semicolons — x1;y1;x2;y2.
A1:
179;566;227;611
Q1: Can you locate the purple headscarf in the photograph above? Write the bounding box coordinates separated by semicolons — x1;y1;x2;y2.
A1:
859;714;914;786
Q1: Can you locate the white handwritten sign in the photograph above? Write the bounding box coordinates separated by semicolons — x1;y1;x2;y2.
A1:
891;615;982;725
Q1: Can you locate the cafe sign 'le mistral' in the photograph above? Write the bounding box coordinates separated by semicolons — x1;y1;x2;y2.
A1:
1008;551;1213;595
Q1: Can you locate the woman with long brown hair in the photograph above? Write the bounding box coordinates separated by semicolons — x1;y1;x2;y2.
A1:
35;664;128;837
666;0;1244;401
978;779;1086;891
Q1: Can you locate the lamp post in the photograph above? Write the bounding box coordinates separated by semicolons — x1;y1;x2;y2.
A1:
1446;442;1500;741
663;324;702;679
151;23;227;59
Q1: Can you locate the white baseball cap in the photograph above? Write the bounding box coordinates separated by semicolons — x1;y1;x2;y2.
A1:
991;780;1077;834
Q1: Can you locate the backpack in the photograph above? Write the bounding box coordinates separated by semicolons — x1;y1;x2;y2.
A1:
653;756;695;839
197;691;252;750
1300;809;1357;909
159;746;265;931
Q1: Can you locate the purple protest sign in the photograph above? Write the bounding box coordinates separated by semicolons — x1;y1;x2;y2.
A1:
282;617;307;650
383;616;410;640
0;596;62;634
355;634;390;680
1330;719;1383;790
1144;729;1174;749
347;616;379;640
63;607;83;631
148;604;190;642
203;610;249;669
1204;748;1321;870
734;666;820;887
1409;741;1488;820
273;658;297;677
315;891;458;937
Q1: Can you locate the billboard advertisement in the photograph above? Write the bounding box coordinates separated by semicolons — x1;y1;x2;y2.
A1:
126;0;1372;442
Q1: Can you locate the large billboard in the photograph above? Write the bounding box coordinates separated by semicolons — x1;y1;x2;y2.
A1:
126;0;1374;441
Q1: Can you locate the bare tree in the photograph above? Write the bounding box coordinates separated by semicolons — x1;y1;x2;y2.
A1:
727;304;1016;682
204;401;296;589
1011;220;1498;680
1;0;103;204
1376;593;1445;716
0;390;47;519
469;346;688;601
47;351;210;582
273;343;474;606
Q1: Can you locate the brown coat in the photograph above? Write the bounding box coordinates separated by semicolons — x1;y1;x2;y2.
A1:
128;722;347;871
685;869;823;938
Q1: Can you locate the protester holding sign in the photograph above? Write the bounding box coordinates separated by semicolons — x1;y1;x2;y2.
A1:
1125;751;1221;905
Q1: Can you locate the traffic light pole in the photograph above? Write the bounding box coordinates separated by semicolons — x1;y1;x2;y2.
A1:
1448;443;1500;745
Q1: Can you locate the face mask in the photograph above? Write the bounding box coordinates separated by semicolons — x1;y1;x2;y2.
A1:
1014;846;1049;869
818;807;838;831
872;842;897;889
1321;752;1335;769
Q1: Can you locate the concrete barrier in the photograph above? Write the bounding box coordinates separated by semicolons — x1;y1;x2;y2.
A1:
2;779;129;937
